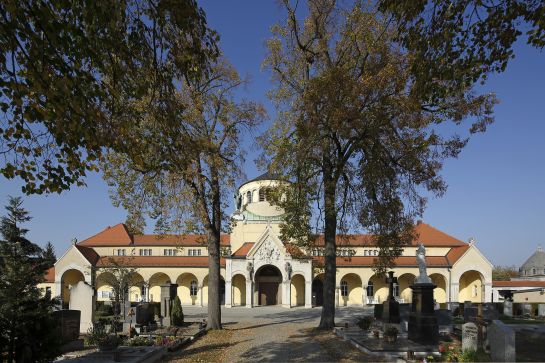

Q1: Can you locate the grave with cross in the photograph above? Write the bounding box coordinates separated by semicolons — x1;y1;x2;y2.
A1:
382;271;400;323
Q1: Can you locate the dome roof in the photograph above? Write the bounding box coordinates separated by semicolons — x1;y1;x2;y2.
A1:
521;247;545;269
239;172;280;189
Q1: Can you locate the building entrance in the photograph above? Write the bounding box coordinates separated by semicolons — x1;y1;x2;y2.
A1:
255;265;282;305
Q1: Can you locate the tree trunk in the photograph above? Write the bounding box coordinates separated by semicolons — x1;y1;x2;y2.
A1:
319;164;337;329
207;168;222;330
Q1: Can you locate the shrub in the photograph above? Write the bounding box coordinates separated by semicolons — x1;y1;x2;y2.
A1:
171;296;184;326
127;336;154;346
384;326;398;337
356;316;374;330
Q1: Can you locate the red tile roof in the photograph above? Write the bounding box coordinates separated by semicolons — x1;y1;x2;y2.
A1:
232;243;254;257
311;223;466;247
44;267;55;283
446;245;470;265
493;280;545;288
133;234;230;246
78;224;132;246
78;223;230;247
96;256;225;268
312;255;451;267
75;245;100;265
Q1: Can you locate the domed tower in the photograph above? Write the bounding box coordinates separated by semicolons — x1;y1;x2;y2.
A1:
519;246;545;280
230;172;285;254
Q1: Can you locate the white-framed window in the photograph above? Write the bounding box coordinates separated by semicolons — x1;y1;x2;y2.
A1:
364;250;368;256
190;280;198;296
101;291;112;298
139;249;152;256
246;190;252;204
189;249;193;256
164;249;178;256
116;249;126;256
340;281;348;297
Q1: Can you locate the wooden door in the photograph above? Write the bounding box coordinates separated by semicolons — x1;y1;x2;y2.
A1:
259;282;279;305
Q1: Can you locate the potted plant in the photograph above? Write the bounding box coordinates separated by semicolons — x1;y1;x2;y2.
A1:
384;326;398;343
356;316;374;331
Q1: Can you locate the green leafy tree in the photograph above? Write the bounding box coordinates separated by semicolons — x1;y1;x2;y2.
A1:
96;257;139;319
41;241;56;268
379;0;545;101
263;0;495;329
171;296;184;326
0;197;61;362
493;265;519;281
102;59;265;330
0;0;218;194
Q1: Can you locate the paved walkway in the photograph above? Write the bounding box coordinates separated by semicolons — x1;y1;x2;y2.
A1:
165;306;376;362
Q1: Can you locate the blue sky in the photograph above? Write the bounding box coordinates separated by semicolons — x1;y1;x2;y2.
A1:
0;1;543;268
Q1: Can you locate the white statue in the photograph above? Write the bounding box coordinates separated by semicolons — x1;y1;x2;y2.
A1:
415;243;432;284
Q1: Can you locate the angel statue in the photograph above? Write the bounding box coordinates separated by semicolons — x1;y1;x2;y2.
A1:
416;243;432;284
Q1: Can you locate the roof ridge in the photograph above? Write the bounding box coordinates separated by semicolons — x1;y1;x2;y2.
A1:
78;223;132;245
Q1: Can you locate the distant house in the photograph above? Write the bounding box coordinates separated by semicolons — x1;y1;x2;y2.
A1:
492;247;545;303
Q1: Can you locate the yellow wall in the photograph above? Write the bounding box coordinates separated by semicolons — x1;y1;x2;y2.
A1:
459;270;483;303
232;274;246;306
291;275;305;306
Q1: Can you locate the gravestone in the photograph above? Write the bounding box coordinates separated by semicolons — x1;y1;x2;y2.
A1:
488;320;515;362
408;243;439;345
482;303;499;320
464;307;477;323
399;303;411;321
53;310;81;342
135;303;154;325
382;271;400;324
538;304;545;316
462;322;478;351
435;309;451;325
436;309;453;334
503;301;513;317
160;283;178;326
69;281;95;333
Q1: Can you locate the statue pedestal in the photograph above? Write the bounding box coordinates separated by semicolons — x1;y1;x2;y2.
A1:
408;283;438;345
382;298;400;323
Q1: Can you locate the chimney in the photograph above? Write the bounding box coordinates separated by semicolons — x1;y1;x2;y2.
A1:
416;220;422;225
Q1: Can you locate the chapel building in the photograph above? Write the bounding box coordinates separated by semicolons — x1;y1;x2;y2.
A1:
40;174;493;310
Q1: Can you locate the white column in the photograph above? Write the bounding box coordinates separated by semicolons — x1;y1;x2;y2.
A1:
245;280;253;308
484;283;492;303
225;279;232;308
283;280;291;308
362;283;367;306
451;282;459;306
305;280;312;308
335;286;340;307
199;285;204;307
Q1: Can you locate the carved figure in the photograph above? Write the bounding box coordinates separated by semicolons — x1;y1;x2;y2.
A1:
415;243;432;284
285;262;292;281
246;262;254;282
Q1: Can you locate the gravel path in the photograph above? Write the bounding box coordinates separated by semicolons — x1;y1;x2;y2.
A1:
164;306;376;363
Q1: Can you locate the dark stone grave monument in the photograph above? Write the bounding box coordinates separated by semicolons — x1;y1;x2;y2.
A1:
161;283;178;326
408;243;439;345
382;271;400;324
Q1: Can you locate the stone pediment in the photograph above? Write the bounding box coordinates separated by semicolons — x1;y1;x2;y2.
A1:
247;226;287;263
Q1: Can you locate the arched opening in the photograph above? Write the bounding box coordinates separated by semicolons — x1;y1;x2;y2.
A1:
148;272;171;303
232;274;246;306
458;270;484;303
61;269;85;309
340;273;363;306
96;271;116;302
255;265;282;305
312;274;324;306
129;273;145;302
202;275;226;305
430;273;447;304
176;273;199;305
367;274;388;304
397;273;416;303
290;274;305;307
